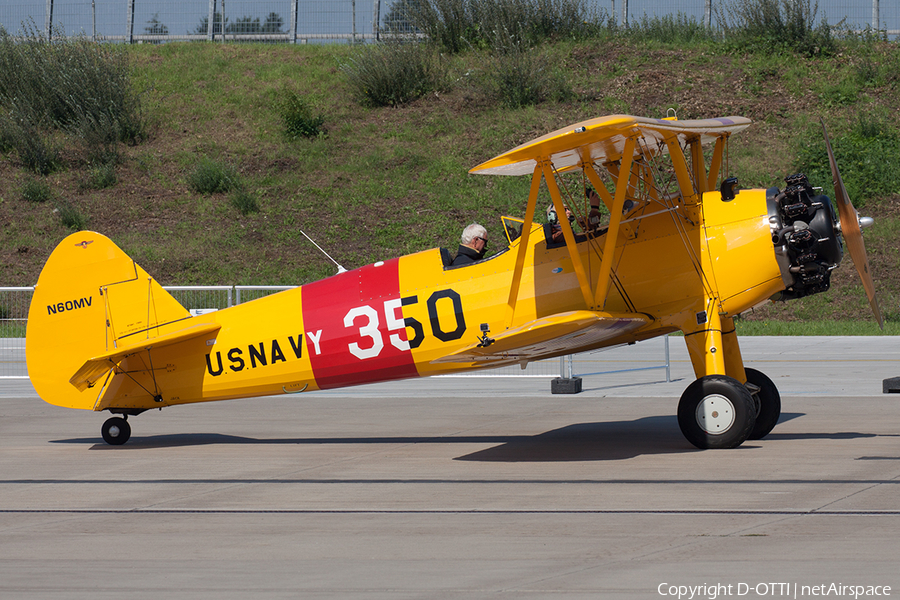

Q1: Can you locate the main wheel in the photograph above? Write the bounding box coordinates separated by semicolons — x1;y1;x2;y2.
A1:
745;368;781;440
678;375;756;449
101;417;131;446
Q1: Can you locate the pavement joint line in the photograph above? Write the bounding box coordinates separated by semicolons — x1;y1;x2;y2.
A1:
3;508;900;515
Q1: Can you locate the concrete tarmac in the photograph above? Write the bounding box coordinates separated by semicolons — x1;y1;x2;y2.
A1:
2;336;899;599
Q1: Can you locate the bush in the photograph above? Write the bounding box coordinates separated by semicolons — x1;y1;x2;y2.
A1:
188;158;240;194
480;39;572;108
342;41;445;107
230;189;260;215
279;90;325;139
392;0;603;53
55;201;87;230
626;13;718;45
1;113;62;175
716;0;835;56
0;23;145;169
20;177;53;203
81;162;118;190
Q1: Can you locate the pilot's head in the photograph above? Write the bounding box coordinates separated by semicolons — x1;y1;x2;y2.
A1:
547;203;574;224
461;223;488;254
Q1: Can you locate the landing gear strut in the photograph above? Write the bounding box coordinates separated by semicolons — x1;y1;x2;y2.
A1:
101;416;131;445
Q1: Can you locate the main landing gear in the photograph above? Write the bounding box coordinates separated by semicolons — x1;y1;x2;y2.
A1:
101;416;131;445
677;369;781;449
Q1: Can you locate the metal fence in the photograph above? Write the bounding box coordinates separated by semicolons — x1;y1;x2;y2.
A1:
1;1;896;43
0;285;670;381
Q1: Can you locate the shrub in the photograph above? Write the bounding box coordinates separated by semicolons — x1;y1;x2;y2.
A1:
230;189;260;215
55;201;88;230
279;90;325;139
188;158;240;194
0;109;62;175
20;177;53;203
0;23;145;169
391;0;603;53
342;40;445;107
716;0;835;56
626;13;718;45
480;39;572;108
81;162;118;190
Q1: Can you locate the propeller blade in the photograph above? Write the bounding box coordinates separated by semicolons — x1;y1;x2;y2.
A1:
821;119;884;330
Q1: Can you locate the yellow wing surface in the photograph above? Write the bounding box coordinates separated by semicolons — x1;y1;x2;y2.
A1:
434;310;650;365
470;114;751;176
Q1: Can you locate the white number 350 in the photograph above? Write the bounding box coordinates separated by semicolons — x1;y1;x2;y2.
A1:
343;299;409;360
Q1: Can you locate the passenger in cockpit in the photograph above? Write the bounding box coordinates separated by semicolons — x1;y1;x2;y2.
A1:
451;223;488;265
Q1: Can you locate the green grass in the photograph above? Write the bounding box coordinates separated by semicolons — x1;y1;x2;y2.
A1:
735;320;899;336
1;34;899;332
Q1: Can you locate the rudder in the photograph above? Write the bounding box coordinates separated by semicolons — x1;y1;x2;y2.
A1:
27;232;190;410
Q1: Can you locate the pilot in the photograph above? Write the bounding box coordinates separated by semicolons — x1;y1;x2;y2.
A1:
451;223;488;266
584;186;605;231
547;189;605;245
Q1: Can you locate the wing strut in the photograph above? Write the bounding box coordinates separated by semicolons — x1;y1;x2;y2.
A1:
543;160;595;310
505;161;544;328
593;135;637;309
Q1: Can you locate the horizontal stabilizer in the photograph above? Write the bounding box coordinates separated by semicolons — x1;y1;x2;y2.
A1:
70;322;221;392
433;310;649;365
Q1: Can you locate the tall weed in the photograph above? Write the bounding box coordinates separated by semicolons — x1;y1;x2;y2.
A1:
479;38;572;108
626;13;718;45
342;41;445;107
0;23;145;170
716;0;835;56
188;158;241;194
279;90;326;139
390;0;603;53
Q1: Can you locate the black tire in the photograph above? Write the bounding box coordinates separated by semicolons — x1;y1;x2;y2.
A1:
677;375;757;449
101;417;131;446
745;368;781;440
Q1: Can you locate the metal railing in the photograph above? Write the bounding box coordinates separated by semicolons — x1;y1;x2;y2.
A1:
0;285;670;381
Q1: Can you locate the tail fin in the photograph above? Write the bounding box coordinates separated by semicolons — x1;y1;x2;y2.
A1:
27;232;191;410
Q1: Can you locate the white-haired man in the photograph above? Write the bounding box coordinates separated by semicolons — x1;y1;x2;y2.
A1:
451;223;488;266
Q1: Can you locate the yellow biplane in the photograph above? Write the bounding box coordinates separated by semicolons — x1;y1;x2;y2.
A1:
26;114;881;449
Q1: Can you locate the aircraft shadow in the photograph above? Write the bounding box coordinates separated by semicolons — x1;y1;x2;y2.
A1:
456;416;691;462
51;413;829;461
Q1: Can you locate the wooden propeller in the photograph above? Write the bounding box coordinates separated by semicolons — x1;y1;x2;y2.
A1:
822;119;883;330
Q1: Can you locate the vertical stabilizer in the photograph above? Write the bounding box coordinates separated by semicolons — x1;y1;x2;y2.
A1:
26;232;190;410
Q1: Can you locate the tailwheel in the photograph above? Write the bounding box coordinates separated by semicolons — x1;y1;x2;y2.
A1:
678;375;757;449
101;416;131;446
745;368;781;440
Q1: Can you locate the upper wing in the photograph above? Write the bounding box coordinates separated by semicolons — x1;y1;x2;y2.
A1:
433;310;650;365
469;114;751;177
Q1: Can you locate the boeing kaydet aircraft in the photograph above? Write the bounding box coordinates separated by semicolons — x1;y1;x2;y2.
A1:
26;114;881;449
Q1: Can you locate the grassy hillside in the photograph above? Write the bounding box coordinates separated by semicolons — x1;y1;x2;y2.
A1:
1;36;898;332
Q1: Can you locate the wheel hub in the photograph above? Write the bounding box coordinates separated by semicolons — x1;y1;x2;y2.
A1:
695;394;735;434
